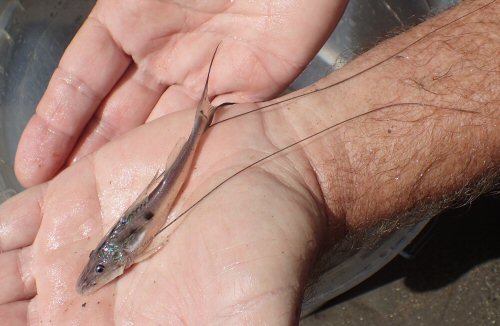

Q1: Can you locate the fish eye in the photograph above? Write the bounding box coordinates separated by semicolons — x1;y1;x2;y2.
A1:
95;264;105;273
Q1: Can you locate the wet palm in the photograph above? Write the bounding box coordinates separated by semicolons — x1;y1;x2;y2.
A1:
1;103;326;324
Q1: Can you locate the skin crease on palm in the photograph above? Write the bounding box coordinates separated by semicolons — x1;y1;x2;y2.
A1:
14;0;347;188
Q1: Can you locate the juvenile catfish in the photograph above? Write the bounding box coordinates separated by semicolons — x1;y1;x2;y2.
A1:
77;49;220;295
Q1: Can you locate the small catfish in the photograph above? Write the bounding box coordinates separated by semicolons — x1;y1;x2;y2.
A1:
77;47;220;295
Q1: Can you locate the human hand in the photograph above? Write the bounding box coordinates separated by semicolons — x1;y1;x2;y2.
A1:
1;101;328;324
14;0;347;187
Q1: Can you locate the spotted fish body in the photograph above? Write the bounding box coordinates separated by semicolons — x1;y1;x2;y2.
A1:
77;49;219;295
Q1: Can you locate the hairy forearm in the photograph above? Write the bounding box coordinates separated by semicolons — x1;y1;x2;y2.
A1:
301;0;499;234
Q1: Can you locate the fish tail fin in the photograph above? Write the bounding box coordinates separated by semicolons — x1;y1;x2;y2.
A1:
197;42;222;126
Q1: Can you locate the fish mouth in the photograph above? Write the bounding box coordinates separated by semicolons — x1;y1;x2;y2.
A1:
76;262;126;295
76;276;98;295
76;265;100;295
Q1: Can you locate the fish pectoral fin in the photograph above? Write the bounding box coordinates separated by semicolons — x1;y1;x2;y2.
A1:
123;227;148;254
133;240;168;264
124;228;168;264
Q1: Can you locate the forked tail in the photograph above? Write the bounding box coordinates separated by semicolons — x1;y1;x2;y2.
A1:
197;43;222;128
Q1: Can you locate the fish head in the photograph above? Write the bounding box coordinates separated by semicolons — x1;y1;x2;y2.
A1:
76;244;127;295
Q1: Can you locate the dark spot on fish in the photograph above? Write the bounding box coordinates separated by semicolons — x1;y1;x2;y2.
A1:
144;211;154;220
388;129;392;133
97;301;100;305
81;302;86;308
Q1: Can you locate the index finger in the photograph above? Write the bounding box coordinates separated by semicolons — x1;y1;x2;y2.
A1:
15;10;130;187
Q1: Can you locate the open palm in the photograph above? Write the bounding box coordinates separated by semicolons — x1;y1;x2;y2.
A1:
15;0;346;187
1;101;328;324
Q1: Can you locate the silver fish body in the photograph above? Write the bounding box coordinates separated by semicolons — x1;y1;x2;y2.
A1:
77;50;219;295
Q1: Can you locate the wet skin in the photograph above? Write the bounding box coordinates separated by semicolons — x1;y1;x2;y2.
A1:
14;0;347;187
0;91;334;324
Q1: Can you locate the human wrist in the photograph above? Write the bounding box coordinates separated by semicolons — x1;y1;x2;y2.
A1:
300;0;500;235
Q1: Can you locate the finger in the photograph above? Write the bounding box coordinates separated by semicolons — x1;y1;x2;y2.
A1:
146;84;200;122
15;14;130;187
0;300;29;325
0;185;44;252
67;65;165;164
0;248;36;304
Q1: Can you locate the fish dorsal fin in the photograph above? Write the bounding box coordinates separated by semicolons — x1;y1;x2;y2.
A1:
123;137;187;216
123;169;163;217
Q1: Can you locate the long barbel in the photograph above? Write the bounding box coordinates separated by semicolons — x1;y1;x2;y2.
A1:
152;1;490;238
